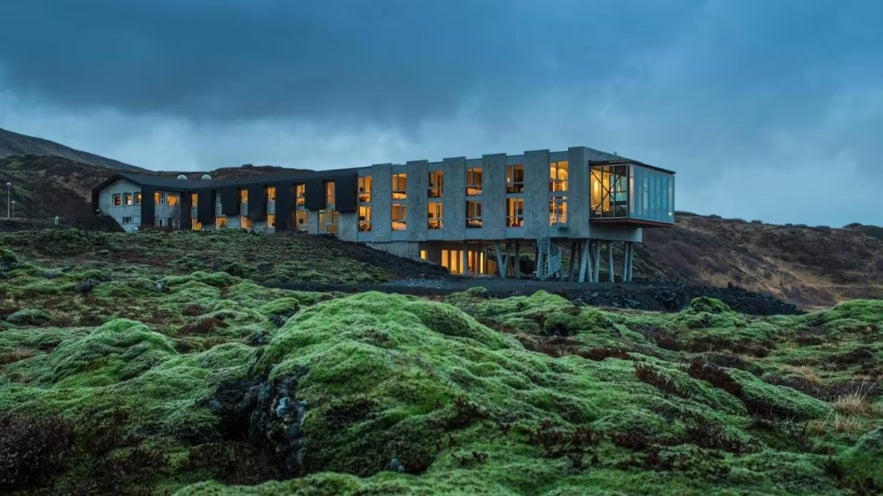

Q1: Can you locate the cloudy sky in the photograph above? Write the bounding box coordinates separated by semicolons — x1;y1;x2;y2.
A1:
1;0;881;226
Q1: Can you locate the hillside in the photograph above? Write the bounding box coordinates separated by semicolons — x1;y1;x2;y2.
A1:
0;236;881;495
0;128;144;172
642;213;883;308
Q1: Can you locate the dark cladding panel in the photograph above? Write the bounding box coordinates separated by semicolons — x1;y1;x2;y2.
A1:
304;178;325;210
335;173;358;213
247;184;265;221
274;181;292;230
140;186;156;227
180;190;192;229
221;187;241;216
197;189;214;225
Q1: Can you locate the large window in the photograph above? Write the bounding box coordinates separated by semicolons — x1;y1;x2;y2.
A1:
466;168;483;196
630;165;675;223
506;198;524;227
267;214;276;228
549;196;568;226
392;204;407;231
267;187;276;201
295;210;309;231
358;176;372;203
124;193;133;206
167;194;179;207
154;192;163;205
358;176;372;232
466;200;482;228
550;160;569;192
240;190;248;204
392;173;407;200
359;205;372;231
191;193;198;205
112;194;121;206
295;184;306;206
135;193;142;206
590;164;629;218
428;202;443;229
321;181;338;233
428;170;444;198
217;216;227;229
507;164;524;193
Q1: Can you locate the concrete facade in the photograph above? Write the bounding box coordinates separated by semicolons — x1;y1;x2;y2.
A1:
93;145;674;280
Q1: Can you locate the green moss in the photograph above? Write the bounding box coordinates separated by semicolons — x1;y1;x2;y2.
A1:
6;308;53;325
0;247;18;262
44;318;177;385
836;427;883;488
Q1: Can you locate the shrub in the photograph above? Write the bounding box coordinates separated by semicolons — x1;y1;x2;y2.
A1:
5;308;52;326
0;411;74;490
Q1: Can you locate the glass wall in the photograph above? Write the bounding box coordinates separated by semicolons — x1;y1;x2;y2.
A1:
630;165;675;224
590;163;674;224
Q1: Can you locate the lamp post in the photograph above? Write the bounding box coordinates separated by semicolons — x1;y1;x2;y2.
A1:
5;182;10;220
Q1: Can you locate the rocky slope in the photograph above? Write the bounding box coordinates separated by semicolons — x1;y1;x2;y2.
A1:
0;128;143;172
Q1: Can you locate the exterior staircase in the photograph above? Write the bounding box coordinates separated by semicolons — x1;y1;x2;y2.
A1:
535;236;561;280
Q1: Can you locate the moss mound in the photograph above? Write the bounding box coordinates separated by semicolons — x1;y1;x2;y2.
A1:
44;318;177;385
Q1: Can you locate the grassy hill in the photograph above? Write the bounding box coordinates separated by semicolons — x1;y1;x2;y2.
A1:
0;232;880;495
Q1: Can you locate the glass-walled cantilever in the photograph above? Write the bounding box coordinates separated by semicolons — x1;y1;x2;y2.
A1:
590;161;675;225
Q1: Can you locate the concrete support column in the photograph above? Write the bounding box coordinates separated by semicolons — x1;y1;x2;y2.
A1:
592;241;601;283
514;241;522;278
495;242;506;279
607;241;614;283
578;240;589;283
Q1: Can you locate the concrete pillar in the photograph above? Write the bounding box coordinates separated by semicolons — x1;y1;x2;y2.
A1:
607;241;614;282
593;241;601;283
495;242;506;279
514;241;522;277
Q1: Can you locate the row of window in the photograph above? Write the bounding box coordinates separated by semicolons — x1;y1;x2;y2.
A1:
355;197;566;231
371;162;564;200
111;192;141;207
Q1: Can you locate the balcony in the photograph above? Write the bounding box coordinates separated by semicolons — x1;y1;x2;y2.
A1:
590;160;675;226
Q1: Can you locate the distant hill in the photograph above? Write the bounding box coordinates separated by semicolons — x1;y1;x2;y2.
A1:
0;128;145;172
640;213;883;308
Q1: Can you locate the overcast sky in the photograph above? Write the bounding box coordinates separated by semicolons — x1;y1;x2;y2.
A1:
1;0;881;226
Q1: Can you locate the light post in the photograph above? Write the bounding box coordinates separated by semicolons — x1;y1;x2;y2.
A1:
5;182;10;220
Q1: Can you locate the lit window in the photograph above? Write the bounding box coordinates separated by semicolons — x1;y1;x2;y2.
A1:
240;189;248;203
419;249;427;260
295;210;309;231
550;196;568;225
191;193;198;205
392;173;407;200
358;176;372;203
154;192;163;205
326;181;335;206
267;214;276;228
466;200;482;228
216;216;227;228
319;208;339;233
112;194;121;206
428;201;443;229
135;193;142;205
192;219;202;231
124;193;133;206
359;205;372;231
507;197;524;227
295;184;306;206
241;216;252;229
550;160;569;192
506;164;524;193
428;170;444;197
392;203;407;230
167;194;179;206
267;187;277;201
466;168;483;196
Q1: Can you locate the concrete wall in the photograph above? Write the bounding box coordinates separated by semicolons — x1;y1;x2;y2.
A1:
371;163;392;242
97;179;142;232
441;156;466;240
482;153;507;240
366;241;420;259
523;149;550;239
406;160;428;242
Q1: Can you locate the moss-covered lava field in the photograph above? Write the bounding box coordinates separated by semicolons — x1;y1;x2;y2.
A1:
0;230;881;495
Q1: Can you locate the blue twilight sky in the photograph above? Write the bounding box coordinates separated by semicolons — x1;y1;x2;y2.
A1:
1;0;881;226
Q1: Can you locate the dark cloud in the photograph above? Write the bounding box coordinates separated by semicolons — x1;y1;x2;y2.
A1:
0;0;881;225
